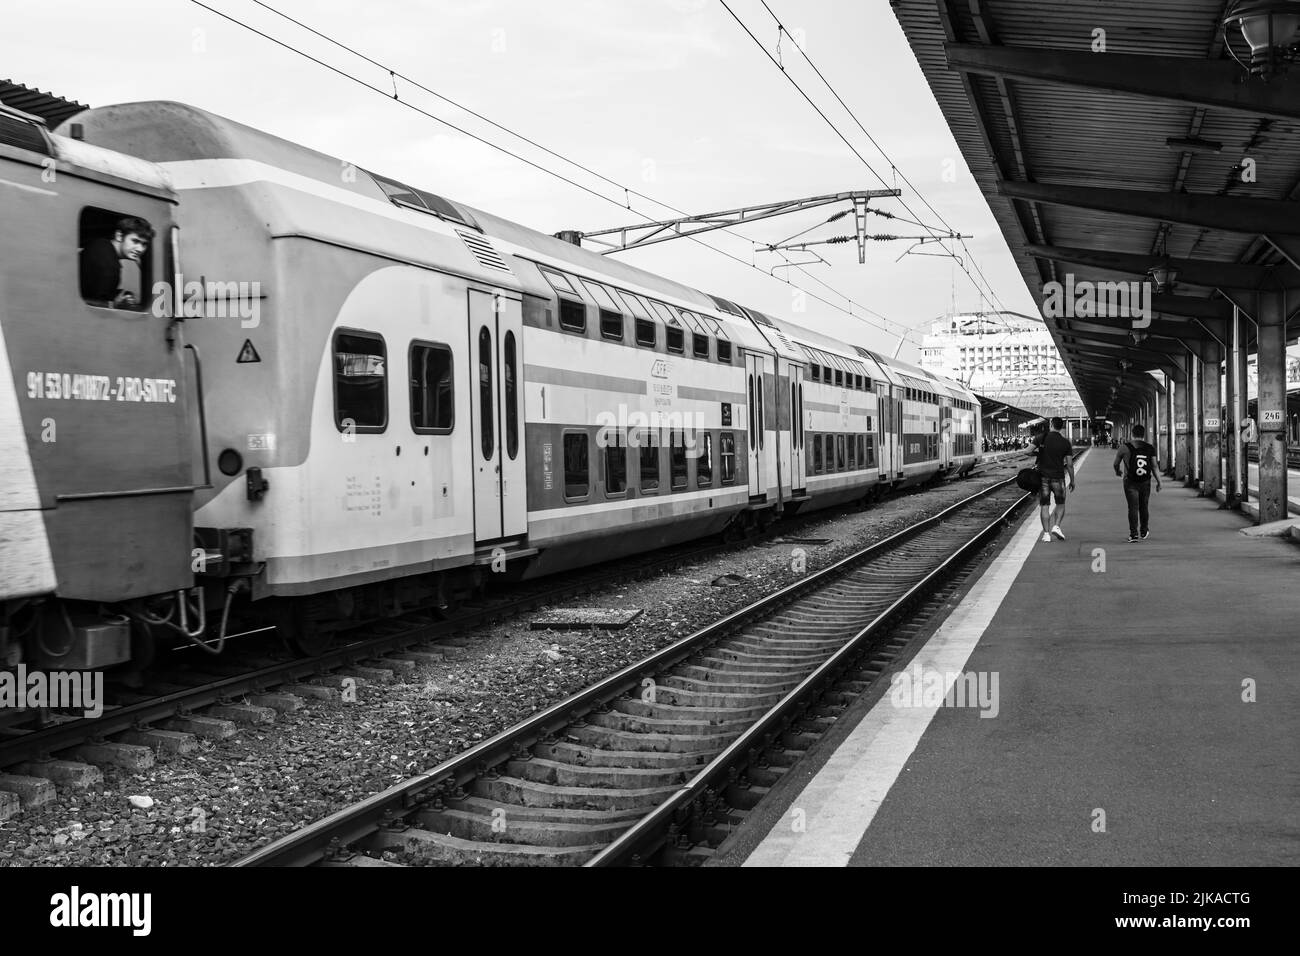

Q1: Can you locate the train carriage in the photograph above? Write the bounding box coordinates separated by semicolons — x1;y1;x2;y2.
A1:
3;97;985;662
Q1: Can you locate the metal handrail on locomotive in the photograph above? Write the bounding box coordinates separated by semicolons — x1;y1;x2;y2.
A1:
0;99;981;667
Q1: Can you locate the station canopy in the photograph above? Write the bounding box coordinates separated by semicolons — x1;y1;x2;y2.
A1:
892;0;1300;416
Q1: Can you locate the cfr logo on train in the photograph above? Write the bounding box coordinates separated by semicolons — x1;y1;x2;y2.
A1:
650;359;670;379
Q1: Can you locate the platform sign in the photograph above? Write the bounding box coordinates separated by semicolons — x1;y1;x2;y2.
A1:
1204;417;1221;428
1175;422;1188;434
1261;408;1284;426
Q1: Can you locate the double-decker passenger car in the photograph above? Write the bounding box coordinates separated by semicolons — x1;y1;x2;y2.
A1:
0;98;982;663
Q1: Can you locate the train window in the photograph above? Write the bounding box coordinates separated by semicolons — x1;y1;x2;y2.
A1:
600;309;624;340
540;267;578;296
757;376;764;449
813;434;823;474
790;385;800;452
670;431;688;489
477;327;494;457
748;374;759;447
697;431;714;486
559;298;586;333
834;370;843;387
581;279;621;312
717;339;732;364
823;365;832;382
810;366;820;382
848;433;857;469
862;435;874;467
692;333;710;359
564;432;589;498
635;318;656;348
720;432;736;484
605;431;627;496
615;289;653;320
409;341;454;434
639;431;660;492
855;375;863;390
504;331;519;461
79;208;153;311
864;376;872;390
666;325;685;353
858;435;866;467
334;330;388;433
836;435;846;471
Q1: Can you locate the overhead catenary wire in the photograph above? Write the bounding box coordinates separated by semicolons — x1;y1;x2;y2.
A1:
189;0;928;346
729;0;1018;322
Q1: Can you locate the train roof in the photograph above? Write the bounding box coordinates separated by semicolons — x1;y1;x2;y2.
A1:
62;100;959;374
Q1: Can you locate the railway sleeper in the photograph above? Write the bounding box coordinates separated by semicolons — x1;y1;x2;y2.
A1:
417;807;634;848
565;723;739;754
504;756;693;791
365;826;602;867
472;775;676;811
585;709;750;736
615;697;771;722
537;740;715;770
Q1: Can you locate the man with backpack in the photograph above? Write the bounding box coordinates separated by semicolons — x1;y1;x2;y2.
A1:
1113;424;1161;542
1029;417;1076;543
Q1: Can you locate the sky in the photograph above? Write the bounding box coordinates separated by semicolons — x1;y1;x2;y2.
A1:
3;0;1040;361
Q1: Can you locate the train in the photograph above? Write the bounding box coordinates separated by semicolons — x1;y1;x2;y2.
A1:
0;97;981;669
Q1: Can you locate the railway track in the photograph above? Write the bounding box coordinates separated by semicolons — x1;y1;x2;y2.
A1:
0;460;1017;773
233;471;1039;867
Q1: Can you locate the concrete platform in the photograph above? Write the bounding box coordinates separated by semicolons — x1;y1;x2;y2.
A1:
718;449;1300;867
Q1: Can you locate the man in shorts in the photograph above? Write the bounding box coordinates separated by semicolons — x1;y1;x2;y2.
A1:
1032;417;1076;543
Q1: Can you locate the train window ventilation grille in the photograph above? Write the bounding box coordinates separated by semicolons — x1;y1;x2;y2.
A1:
456;230;511;273
0;111;49;154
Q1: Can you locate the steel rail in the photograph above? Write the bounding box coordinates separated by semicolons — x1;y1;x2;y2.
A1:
233;475;1026;867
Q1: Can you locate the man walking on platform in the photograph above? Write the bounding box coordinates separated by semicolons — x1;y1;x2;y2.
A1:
1031;417;1075;543
1114;424;1161;542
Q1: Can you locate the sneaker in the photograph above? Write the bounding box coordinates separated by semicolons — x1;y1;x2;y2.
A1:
1140;530;1150;540
1041;532;1053;543
1051;526;1065;541
1127;535;1138;543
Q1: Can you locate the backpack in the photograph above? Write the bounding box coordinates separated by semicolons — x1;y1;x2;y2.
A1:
1125;441;1154;483
1016;466;1042;493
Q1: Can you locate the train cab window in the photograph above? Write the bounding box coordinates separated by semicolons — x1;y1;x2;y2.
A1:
813;434;824;474
504;331;519;460
334;330;387;433
666;325;685;353
720;432;736;484
559;298;586;333
717;339;732;364
564;432;589;498
692;333;710;359
635;318;656;348
639;431;660;491
605;431;628;496
670;431;688;489
836;435;846;471
600;309;624;340
409;341;454;433
79;208;153;310
697;431;714;486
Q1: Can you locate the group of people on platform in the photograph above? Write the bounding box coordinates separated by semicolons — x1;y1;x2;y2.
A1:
1022;417;1161;546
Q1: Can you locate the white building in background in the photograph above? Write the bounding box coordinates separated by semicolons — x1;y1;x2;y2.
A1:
919;311;1085;418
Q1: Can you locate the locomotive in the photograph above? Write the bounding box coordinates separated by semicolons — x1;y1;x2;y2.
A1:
0;97;980;667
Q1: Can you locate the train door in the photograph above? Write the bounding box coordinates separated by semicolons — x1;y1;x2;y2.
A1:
745;353;763;497
878;392;893;478
467;289;526;543
787;362;805;495
940;403;952;469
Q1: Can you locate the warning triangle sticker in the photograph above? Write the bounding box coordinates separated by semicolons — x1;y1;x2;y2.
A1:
237;339;261;364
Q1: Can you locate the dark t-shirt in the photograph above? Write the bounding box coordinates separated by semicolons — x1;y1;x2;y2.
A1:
1035;431;1073;479
80;237;121;302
